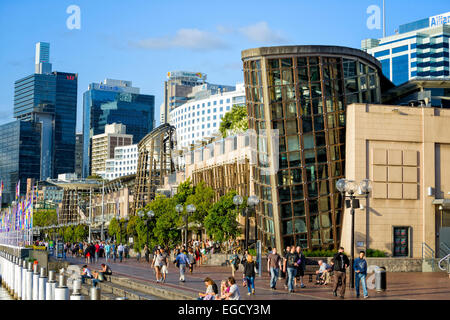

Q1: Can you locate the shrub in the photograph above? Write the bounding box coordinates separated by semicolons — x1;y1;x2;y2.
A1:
303;249;338;257
366;248;387;257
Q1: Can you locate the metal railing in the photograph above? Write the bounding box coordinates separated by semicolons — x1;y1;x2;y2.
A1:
438;253;450;273
439;242;450;258
422;242;435;271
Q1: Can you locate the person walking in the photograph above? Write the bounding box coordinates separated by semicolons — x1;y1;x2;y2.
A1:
104;242;111;263
243;255;256;295
118;243;124;263
112;242;117;263
159;247;169;283
283;246;299;293
295;246;306;289
229;250;240;277
283;246;290;289
175;249;190;282
354;251;369;299
94;242;100;263
267;247;282;290
152;248;163;282
187;248;196;274
331;247;350;298
144;244;149;263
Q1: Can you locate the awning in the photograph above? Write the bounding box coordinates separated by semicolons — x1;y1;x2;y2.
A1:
432;199;450;209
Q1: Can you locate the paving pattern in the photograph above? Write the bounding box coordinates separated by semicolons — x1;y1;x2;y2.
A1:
65;255;450;300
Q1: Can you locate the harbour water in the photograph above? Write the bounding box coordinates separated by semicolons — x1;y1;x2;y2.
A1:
0;287;13;300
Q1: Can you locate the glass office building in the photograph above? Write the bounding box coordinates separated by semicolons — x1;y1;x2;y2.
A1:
0;121;41;205
241;45;383;250
13;71;78;178
363;12;450;85
82;80;155;177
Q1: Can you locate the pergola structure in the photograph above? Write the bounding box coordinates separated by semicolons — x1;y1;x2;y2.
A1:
133;124;178;214
46;179;102;224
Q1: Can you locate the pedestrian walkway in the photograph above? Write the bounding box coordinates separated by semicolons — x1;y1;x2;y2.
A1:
65;255;450;300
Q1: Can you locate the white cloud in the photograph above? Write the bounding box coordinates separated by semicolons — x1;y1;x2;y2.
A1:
239;21;288;44
130;28;228;51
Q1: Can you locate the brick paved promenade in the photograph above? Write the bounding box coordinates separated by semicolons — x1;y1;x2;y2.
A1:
66;255;450;300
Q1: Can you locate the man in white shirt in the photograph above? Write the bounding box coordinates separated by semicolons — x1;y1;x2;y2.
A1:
81;265;93;284
315;260;331;285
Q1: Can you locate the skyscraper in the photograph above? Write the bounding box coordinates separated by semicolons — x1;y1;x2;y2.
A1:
362;12;450;85
82;79;155;177
13;42;77;180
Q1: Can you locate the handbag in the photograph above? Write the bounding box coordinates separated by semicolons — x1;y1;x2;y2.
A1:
242;277;247;287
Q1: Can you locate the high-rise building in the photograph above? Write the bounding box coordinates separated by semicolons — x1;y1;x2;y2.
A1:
104;144;138;180
169;83;245;148
161;71;207;124
91;123;133;177
0;121;42;204
35;42;52;74
13;42;78;179
362;12;450;85
241;45;384;250
82;79;155;178
75;133;83;178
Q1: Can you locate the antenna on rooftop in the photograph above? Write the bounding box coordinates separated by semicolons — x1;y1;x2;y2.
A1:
383;0;386;37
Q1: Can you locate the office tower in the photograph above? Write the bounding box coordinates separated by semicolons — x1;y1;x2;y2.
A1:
161;71;207;124
82;79;154;177
91;123;133;177
362;12;450;85
13;42;78;179
35;42;52;74
169;83;245;148
75;133;83;178
241;45;383;250
0;121;42;204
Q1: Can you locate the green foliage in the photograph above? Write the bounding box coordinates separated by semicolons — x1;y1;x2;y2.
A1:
145;195;180;248
86;175;104;181
185;181;215;229
63;226;74;242
366;248;387;257
219;104;248;138
174;178;194;205
108;218;127;244
204;190;241;242
74;225;88;242
248;248;257;257
33;209;57;227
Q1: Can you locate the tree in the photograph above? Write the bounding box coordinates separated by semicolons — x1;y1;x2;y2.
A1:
33;209;57;227
74;225;88;242
185;181;215;229
126;215;141;251
219;104;248;138
204;190;243;242
174;178;194;204
108;218;126;244
64;226;74;242
145;195;180;248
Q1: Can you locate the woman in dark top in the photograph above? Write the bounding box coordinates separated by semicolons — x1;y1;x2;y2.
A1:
243;255;256;295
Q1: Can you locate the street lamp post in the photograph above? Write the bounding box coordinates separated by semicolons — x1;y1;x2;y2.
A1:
233;195;246;249
247;195;260;246
175;204;184;248
336;178;372;289
138;210;155;251
185;204;196;250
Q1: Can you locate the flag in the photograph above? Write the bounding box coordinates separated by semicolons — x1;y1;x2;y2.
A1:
0;180;3;199
15;180;20;201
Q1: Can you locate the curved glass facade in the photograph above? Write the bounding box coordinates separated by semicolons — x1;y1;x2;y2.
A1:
242;46;382;250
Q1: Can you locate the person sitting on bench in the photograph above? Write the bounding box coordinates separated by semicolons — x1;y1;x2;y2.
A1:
315;260;331;285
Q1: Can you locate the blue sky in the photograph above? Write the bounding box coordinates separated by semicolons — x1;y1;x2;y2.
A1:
0;0;449;132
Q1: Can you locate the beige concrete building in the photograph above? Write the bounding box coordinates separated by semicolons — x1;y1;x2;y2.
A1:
341;103;450;258
91;123;132;176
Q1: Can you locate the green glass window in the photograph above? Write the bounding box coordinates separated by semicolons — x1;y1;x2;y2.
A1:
282;219;293;235
303;133;314;149
287;136;300;152
292;184;304;200
310;215;320;230
297;67;308;83
279;186;291;202
285;102;297;118
281;203;292;218
315;131;326;147
293;202;305;216
272;103;283;119
286;120;298;135
291;168;302;183
294;218;307;233
288;151;301;167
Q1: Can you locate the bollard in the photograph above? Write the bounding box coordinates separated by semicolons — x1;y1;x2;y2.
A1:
16;259;22;300
9;256;14;296
375;266;387;292
25;262;33;300
46;270;56;300
90;287;101;300
54;274;69;300
21;261;27;300
14;258;20;300
38;267;47;300
32;264;40;300
70;279;84;300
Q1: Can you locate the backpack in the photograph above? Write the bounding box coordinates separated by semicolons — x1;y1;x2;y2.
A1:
234;256;240;265
287;253;297;267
